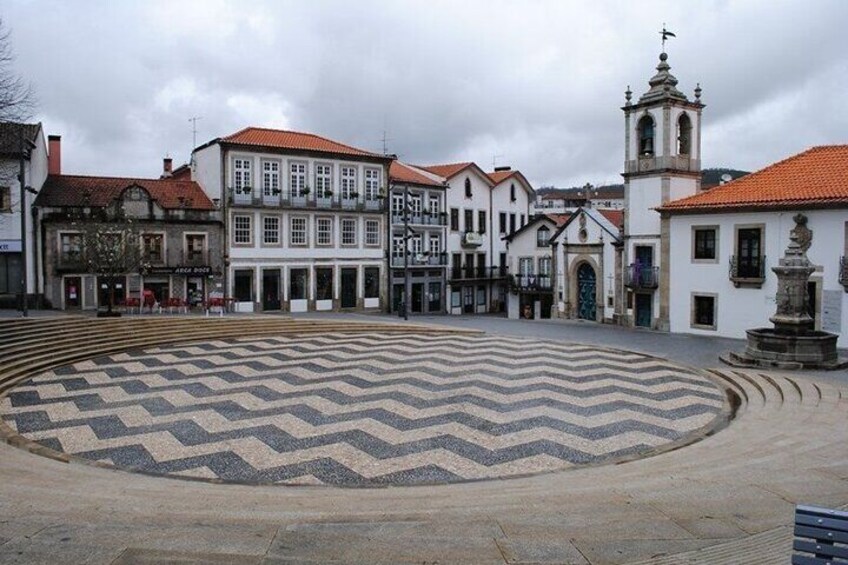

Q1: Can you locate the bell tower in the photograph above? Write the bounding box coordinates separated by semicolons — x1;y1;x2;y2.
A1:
620;43;704;331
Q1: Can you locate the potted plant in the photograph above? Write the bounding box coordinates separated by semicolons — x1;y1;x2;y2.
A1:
300;186;311;196
349;192;359;199
377;190;386;199
272;188;281;196
325;190;333;197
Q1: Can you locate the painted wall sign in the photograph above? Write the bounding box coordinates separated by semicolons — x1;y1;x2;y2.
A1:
141;265;212;276
0;240;22;253
821;290;842;334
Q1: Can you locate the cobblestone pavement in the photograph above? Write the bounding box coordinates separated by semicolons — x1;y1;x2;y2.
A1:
1;333;725;486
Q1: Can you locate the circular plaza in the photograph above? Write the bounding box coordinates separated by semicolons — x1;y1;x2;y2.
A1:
0;330;728;486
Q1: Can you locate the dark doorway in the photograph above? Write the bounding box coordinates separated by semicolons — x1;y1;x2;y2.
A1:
463;286;474;314
540;294;553;319
428;282;441;313
64;276;82;309
635;293;652;328
411;283;424;313
341;268;357;308
577;263;596;320
262;270;281;311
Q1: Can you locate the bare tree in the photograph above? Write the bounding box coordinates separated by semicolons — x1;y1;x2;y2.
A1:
0;18;35;123
74;211;147;316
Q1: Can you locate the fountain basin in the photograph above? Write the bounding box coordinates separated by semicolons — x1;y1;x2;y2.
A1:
722;328;847;370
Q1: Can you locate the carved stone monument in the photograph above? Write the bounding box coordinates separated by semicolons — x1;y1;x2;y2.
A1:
723;214;847;370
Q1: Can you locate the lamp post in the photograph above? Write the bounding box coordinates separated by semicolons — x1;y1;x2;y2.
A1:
17;129;36;317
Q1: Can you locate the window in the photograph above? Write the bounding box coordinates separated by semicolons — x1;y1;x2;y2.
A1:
678;113;692;155
510;183;516;202
476;285;486;305
290;217;307;246
233;215;252;245
464;209;474;232
693;227;717;261
141;233;164;263
499;212;506;234
315;267;333;300
539;257;552;277
290;268;307;300
315;164;333;198
234;158;251;192
365;219;380;246
450;208;459;231
391;194;404;220
429;233;441;257
263;216;281;245
509;213;516;234
185;234;206;262
341;218;357;246
478;211;486;234
519;258;533;276
692;294;716;329
316;217;333;246
364;267;380;298
392;235;404;258
60;233;82;264
452;253;462;273
364;168;380;200
537;226;551;247
290;162;307;196
638;115;655;155
736;227;763;278
428;195;440;216
262;161;280;197
428;282;441;312
520;214;526;227
464;178;472;198
233;269;253;302
0;186;10;212
341;166;357;199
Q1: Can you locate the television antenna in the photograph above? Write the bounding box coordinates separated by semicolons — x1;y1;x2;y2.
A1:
188;116;203;149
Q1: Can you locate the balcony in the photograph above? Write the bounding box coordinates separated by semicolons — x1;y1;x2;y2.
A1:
228;188;384;212
840;256;847;288
449;266;508;281
390;213;447;227
391;253;448;268
461;231;484;248
729;255;766;288
625;264;659;290
510;274;553;292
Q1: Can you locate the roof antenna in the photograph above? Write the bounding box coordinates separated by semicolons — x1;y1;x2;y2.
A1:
380;129;393;156
188;116;203;150
492;153;504;170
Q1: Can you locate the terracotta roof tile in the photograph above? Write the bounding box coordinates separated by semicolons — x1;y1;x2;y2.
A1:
420;162;475;179
389;161;445;187
488;170;518;184
35;175;216;210
547;213;573;227
221;127;385;158
598;209;624;228
660;145;848;213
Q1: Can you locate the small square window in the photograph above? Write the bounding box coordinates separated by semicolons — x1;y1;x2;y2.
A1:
692;295;716;329
694;228;717;260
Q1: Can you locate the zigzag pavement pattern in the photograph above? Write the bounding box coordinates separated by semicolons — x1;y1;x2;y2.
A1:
0;333;728;486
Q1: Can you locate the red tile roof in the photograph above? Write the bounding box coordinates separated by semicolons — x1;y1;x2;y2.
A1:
389;161;444;187
598;209;624;228
660;145;848;213
420;162;475;179
35;175;216;210
488;170;517;184
547;213;573;227
221;127;386;159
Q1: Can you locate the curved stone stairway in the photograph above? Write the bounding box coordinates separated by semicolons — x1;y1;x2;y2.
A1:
0;317;845;564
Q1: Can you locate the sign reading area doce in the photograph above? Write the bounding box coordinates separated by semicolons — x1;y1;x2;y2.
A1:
142;266;212;276
0;240;22;253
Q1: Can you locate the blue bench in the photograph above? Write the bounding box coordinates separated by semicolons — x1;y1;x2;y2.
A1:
793;505;848;564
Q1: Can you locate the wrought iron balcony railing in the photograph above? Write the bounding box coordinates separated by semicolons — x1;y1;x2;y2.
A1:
449;266;508;281
510;274;553;292
729;255;766;287
624;264;659;290
228;188;384;211
391;253;448;268
390;213;447;226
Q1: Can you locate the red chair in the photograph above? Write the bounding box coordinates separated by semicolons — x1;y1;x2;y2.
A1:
206;296;225;317
166;297;186;314
124;297;141;315
142;290;157;313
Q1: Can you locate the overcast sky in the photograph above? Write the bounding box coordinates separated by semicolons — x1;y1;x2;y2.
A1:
5;0;848;188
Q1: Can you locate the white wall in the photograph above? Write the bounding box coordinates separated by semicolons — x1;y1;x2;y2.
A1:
444;168;493;264
491;176;531;260
192;144;222;201
669;209;848;347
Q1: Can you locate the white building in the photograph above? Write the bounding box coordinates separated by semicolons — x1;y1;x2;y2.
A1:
659;145;848;348
619;51;704;330
419;162;533;314
192;127;392;313
553;208;623;323
0;123;50;308
387;161;448;315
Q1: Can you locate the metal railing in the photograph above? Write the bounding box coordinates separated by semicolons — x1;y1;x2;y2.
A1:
449;266;508;281
391;253;448;267
390;213;447;226
625;264;659;289
229;188;384;211
510;274;552;291
729;255;766;285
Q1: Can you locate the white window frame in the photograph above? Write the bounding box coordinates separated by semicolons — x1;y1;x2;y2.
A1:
341;218;357;246
141;231;167;264
315;163;333;199
364;168;381;200
392;235;404;258
341;166;357;199
262;160;280;197
316;217;333;246
290;216;308;246
233;158;252;192
183;232;207;263
290;161;307;196
428;195;440;216
365;219;380;247
429;233;441;256
233;214;253;246
262;215;281;246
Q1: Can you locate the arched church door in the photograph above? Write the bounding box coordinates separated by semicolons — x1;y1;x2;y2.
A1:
577;263;597;321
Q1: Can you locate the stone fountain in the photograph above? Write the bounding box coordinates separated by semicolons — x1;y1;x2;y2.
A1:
723;214;847;370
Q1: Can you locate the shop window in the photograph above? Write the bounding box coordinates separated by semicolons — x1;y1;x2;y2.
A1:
364;267;380;298
290;268;307;300
315;267;333;300
233;270;253;302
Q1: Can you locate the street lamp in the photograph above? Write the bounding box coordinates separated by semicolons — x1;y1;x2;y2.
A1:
18;129;37;317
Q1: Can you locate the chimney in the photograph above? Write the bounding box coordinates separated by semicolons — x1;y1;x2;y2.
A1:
162;157;173;177
494;166;511;172
48;135;61;175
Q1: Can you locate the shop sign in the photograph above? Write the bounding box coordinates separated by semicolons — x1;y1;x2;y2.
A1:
0;240;22;253
141;265;212;276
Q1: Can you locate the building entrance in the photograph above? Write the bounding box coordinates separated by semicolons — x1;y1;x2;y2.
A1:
262;270;281;311
577;263;596;320
64;276;82;309
341;268;357;308
635;293;652;328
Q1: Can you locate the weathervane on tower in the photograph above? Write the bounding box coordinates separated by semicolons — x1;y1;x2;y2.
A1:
660;24;676;51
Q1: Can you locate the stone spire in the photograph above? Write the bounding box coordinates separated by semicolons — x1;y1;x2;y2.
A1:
638;52;688;104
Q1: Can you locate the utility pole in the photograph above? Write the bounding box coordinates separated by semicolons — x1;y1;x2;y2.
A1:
18;128;29;317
